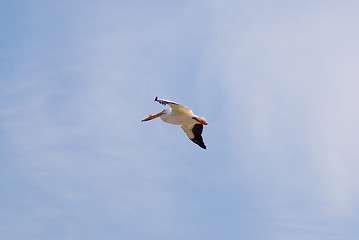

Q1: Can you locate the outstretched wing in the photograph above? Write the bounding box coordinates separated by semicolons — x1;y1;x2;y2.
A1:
181;124;206;149
155;97;193;114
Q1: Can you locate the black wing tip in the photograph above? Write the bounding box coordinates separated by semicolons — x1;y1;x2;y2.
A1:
199;142;207;149
191;139;206;149
155;97;167;106
190;124;206;149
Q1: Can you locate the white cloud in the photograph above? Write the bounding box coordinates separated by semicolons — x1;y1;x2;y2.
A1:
206;0;359;237
2;1;359;239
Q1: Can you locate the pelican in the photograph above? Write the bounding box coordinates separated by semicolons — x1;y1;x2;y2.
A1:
142;97;208;149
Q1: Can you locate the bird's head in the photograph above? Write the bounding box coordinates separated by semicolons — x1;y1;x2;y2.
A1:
141;110;166;122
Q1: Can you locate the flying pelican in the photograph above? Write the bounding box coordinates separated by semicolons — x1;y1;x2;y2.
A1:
141;97;208;149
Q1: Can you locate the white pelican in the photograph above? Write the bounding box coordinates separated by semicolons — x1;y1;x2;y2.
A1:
142;97;208;149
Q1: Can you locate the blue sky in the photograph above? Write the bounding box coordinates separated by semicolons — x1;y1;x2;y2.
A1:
1;1;359;239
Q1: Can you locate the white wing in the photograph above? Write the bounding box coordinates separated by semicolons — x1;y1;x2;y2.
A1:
155;97;193;114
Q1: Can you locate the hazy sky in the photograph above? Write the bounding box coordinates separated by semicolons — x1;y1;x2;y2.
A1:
1;1;359;240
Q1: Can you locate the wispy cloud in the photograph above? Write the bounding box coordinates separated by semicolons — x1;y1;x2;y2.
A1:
206;0;359;237
1;1;359;240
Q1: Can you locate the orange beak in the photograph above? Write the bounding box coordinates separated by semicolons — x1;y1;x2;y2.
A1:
141;110;165;122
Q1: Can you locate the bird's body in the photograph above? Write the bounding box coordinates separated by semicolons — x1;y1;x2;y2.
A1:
142;97;208;149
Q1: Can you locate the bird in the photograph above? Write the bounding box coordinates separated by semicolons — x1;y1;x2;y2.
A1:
141;97;208;149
